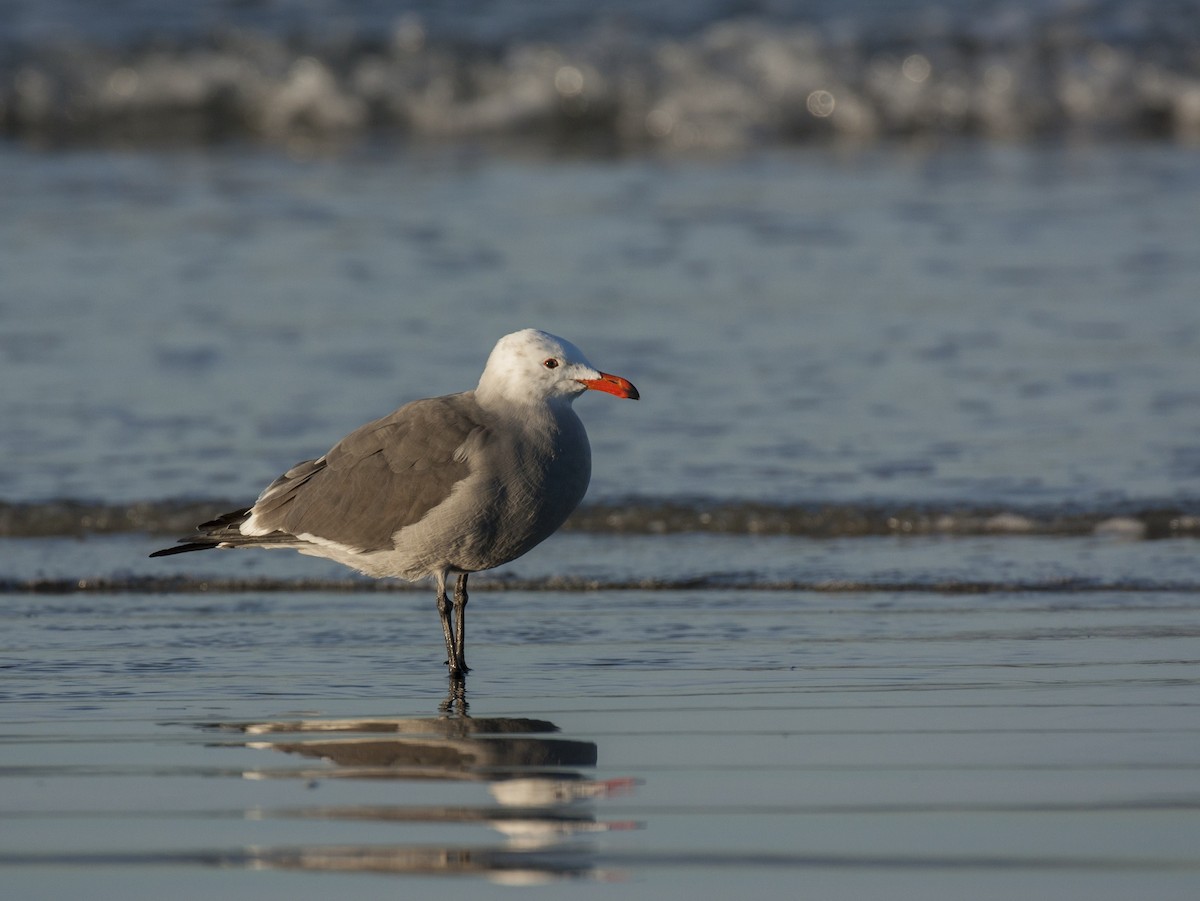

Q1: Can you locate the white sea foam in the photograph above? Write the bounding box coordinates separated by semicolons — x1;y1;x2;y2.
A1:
4;8;1200;148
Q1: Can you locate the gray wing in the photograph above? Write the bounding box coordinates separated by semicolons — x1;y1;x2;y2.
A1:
249;392;488;553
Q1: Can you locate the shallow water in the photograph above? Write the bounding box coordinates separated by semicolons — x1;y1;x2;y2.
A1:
3;580;1198;899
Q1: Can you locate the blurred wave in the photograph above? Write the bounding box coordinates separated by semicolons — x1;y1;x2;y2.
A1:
4;4;1200;150
8;572;1200;594
2;497;1197;539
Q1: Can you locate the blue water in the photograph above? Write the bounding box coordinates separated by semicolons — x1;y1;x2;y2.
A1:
3;0;1199;514
3;141;1200;509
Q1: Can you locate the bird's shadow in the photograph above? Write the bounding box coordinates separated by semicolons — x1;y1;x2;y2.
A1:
198;679;641;882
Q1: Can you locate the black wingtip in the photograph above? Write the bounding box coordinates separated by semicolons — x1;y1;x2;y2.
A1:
198;507;252;531
148;541;219;558
149;506;253;558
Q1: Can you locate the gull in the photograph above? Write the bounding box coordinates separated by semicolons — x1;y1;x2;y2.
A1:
151;329;638;677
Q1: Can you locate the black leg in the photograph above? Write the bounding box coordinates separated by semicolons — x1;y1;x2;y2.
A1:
452;573;470;675
435;572;457;670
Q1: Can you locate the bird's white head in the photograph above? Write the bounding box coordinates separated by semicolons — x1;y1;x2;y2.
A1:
476;329;639;408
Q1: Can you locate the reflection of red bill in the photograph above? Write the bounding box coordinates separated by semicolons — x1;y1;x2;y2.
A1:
595;776;641;797
602;819;642;831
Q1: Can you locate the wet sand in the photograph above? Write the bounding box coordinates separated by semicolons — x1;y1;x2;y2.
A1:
3;575;1198;900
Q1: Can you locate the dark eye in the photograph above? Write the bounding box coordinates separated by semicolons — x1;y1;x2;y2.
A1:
542;358;559;369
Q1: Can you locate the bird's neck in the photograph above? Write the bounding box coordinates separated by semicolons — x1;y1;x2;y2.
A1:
475;384;577;417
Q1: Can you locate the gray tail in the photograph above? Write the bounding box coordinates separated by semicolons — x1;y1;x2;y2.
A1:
149;507;295;557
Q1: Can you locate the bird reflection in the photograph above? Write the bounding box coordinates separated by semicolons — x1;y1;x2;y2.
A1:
206;680;639;882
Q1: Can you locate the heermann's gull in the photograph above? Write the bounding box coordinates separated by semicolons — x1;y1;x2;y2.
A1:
151;329;638;677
